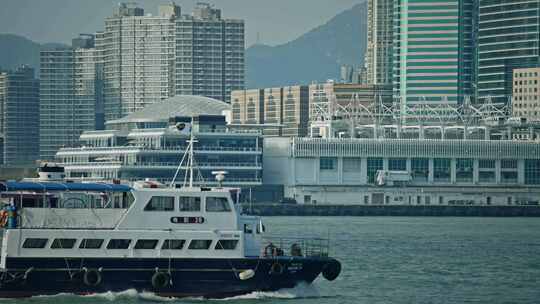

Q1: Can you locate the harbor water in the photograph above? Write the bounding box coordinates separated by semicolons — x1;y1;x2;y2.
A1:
3;216;540;304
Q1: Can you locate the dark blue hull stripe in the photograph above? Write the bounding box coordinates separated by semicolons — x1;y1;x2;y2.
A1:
0;257;334;298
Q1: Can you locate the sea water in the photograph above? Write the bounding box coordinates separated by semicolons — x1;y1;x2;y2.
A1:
3;216;540;304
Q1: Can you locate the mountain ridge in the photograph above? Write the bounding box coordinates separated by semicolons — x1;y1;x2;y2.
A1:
0;2;367;87
0;33;68;74
245;2;367;88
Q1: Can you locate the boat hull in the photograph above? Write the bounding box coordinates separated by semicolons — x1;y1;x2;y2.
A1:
0;256;337;298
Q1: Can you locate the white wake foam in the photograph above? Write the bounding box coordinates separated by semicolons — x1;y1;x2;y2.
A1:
22;283;321;302
25;289;175;302
83;289;176;302
216;282;321;301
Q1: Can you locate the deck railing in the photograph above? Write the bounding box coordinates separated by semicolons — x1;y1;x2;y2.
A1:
261;235;329;258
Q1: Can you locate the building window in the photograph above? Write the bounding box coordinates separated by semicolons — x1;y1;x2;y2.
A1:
343;158;361;172
144;196;174;211
388;158;406;171
433;158;451;182
179;197;201;211
525;160;540;184
479;159;495;169
411;158;428;182
320;157;336;170
501;171;518;183
479;171;495;183
79;239;104;249
134;239;159;249
367;158;383;183
479;159;495;183
188;240;212;250
205;197;231;212
162;239;186;250
456;158;473;183
215;240;238;250
501;159;517;169
51;238;77;249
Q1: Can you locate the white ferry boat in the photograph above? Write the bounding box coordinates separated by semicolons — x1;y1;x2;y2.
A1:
0;140;341;298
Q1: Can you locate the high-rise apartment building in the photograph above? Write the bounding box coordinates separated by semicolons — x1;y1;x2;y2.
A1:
476;0;540;104
97;3;178;121
0;66;40;166
365;0;393;85
97;3;244;121
40;35;101;161
175;3;244;103
392;0;473;105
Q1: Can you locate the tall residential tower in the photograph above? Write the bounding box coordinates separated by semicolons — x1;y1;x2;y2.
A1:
175;3;244;103
97;3;179;121
40;35;101;161
0;66;40;166
365;0;393;85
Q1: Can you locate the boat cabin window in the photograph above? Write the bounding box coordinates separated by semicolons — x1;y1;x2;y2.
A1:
79;239;104;249
215;240;238;250
162;239;186;250
188;239;212;250
244;224;253;234
22;238;48;249
205;197;231;212
10;191;133;209
134;239;158;249
51;238;77;249
178;196;201;212
106;239;132;249
144;196;175;211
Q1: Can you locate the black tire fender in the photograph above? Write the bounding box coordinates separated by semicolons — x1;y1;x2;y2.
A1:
151;272;170;289
322;260;341;281
270;262;284;275
83;269;102;287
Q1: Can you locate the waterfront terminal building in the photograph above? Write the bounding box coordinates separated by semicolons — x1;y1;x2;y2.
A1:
264;137;540;206
55;96;262;188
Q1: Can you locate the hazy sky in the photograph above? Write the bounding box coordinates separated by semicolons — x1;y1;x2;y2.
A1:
0;0;363;47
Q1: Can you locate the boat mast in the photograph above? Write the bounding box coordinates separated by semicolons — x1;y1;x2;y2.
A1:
188;128;194;188
169;117;197;188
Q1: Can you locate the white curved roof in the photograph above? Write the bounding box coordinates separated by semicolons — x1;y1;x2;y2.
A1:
107;95;230;124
